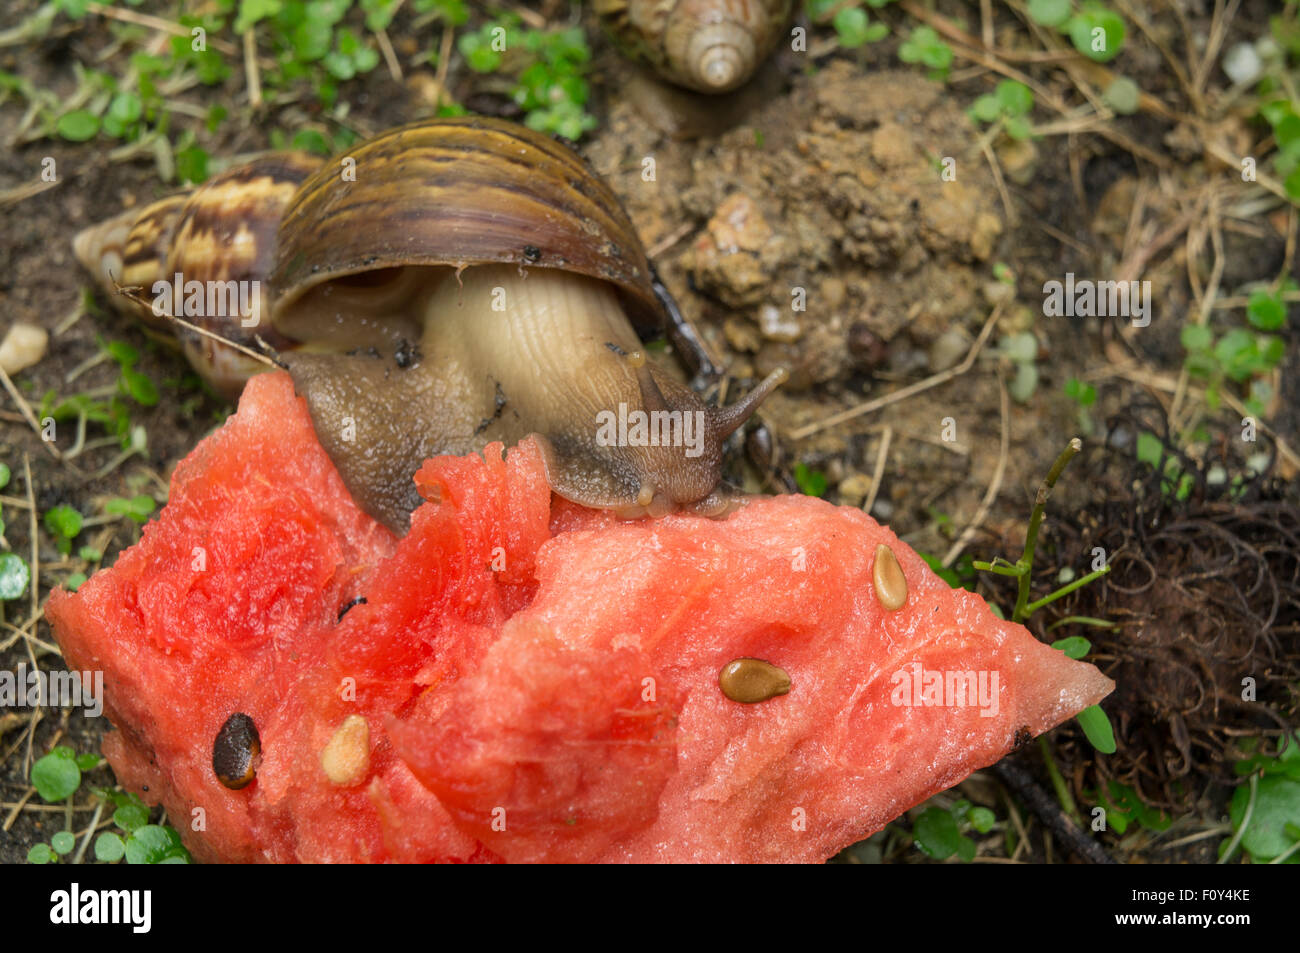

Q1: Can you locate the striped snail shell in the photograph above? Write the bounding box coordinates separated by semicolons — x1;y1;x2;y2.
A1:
593;0;795;93
73;118;785;534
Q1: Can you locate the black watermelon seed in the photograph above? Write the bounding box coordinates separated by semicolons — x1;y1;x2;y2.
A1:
213;712;260;790
338;595;368;621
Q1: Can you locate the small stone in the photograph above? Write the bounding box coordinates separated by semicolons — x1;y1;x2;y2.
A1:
821;277;847;310
969;212;1002;261
837;472;874;507
757;303;801;342
0;322;49;376
928;326;970;373
1222;42;1262;86
723;316;762;353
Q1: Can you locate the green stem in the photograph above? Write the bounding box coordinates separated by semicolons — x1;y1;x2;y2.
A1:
973;560;1023;577
1022;565;1111;617
1038;735;1081;825
1013;438;1083;623
1046;615;1118;632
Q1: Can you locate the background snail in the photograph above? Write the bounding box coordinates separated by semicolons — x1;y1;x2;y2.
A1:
74;118;785;534
593;0;795;93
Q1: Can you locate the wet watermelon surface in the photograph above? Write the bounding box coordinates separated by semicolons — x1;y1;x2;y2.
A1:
46;371;1113;863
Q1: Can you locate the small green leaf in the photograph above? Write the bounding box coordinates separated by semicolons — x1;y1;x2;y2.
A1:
291;128;331;154
32;747;82;802
913;806;965;859
106;495;157;523
78;545;103;562
833;7;872;48
1064;377;1096;406
1068;5;1126;63
995;80;1033;116
971;94;1002;122
44;504;83;539
1008;360;1039;403
1246;289;1286;331
120;368;159;405
75;752;103;771
51;830;76;855
1103;76;1140;115
56;110;99;142
27;843;55;864
107;91;143;125
793;462;828;497
1051;635;1092;659
124;824;175;864
0;462;9;489
105;340;139;366
0;553;29;600
114;802;150;832
969;806;996;833
234;0;282;34
1027;0;1071;27
1180;323;1213;352
175;146;210;185
1004;116;1033;141
1229;775;1300;861
1135;431;1164;468
1077;704;1117;753
95;831;126;862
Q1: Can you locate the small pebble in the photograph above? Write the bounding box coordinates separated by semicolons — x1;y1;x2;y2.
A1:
757;303;801;343
873;543;908;611
0;322;49;376
719;658;791;703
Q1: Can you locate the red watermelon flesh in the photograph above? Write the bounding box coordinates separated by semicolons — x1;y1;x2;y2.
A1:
46;371;1113;863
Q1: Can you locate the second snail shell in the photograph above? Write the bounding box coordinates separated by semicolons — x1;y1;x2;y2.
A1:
593;0;794;93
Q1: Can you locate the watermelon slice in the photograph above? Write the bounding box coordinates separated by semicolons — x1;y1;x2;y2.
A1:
46;371;1113;863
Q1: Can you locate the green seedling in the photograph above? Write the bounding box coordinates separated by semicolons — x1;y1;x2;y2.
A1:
793;462;828;497
970;80;1035;141
921;551;977;592
1221;734;1300;863
804;1;894;47
1085;779;1172;836
899;26;953;80
911;798;997;862
1063;376;1096;435
971;439;1116;753
1028;0;1126;63
1181;290;1287;417
998;331;1040;402
28;747;192;864
1135;431;1194;502
105;495;158;524
43;504;83;557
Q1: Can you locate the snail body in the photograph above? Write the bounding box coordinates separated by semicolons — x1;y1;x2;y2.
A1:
74;118;783;534
593;0;794;93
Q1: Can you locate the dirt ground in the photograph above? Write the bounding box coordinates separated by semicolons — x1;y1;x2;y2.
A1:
1;0;1297;864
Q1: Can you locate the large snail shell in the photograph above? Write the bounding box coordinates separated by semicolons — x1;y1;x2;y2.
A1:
73;153;319;396
271;117;663;343
594;0;794;93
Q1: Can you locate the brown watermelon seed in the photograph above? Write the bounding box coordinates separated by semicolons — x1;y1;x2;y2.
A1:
320;715;371;787
719;658;791;704
213;712;260;790
873;543;908;611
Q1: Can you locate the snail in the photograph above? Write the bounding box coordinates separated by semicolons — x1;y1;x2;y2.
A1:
73;117;785;535
593;0;794;93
